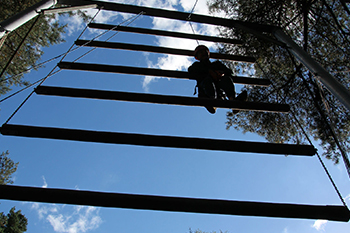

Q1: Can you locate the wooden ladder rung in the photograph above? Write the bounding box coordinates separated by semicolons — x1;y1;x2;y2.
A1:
58;62;271;86
75;40;255;62
0;185;348;221
1;124;316;156
88;23;244;45
35;86;288;113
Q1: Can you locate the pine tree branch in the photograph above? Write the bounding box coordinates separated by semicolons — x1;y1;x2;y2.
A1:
339;0;350;15
322;0;350;35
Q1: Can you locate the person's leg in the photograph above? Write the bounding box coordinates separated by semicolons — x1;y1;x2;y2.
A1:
219;75;248;101
198;77;217;114
219;75;247;114
218;75;236;100
199;76;217;98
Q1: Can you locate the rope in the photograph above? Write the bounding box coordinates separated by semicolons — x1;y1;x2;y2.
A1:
187;0;200;45
3;9;146;123
0;10;145;104
1;52;65;84
0;32;8;49
290;107;348;208
255;62;348;208
73;11;145;62
287;49;350;179
3;8;102;124
0;69;61;103
315;78;350;178
0;78;44;103
0;12;143;84
0;14;41;80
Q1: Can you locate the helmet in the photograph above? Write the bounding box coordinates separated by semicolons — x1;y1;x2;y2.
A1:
194;45;209;60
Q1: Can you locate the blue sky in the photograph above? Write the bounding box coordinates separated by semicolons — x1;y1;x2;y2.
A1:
1;0;350;233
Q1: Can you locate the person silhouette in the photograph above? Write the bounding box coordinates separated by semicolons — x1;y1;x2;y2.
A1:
188;45;247;114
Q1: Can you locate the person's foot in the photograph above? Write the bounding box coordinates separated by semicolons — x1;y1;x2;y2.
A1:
205;106;216;114
231;91;248;114
236;90;248;101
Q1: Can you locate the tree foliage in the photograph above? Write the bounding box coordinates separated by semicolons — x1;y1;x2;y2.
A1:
208;0;350;164
0;207;28;233
189;228;227;233
0;151;18;185
0;0;90;96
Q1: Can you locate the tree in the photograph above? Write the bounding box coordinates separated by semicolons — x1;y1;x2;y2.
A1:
189;229;227;233
0;151;18;185
208;0;350;167
0;0;90;96
0;207;28;233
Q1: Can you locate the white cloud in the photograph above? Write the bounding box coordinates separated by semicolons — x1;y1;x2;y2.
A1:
142;76;157;92
47;206;102;233
158;55;192;71
31;202;58;220
345;193;350;201
312;220;328;231
56;0;223;92
180;0;209;14
138;0;222;92
142;54;193;91
282;227;288;233
42;176;48;188
32;203;102;233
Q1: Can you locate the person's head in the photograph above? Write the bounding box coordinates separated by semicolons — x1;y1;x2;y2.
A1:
194;45;210;61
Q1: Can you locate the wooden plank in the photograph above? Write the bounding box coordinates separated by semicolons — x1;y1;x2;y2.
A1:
59;0;276;33
35;86;288;113
88;23;243;44
58;62;271;87
0;124;316;156
75;40;255;62
0;185;348;221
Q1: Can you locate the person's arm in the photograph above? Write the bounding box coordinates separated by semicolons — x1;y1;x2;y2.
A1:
212;60;233;76
188;62;207;80
189;61;223;81
208;69;224;81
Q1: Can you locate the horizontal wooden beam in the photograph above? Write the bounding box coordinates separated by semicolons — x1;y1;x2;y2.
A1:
35;86;289;113
1;185;348;221
58;0;277;33
57;62;271;87
1;124;316;156
75;40;255;63
88;23;243;45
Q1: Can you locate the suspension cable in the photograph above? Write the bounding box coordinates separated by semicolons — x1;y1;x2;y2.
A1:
1;52;67;84
0;69;60;103
4;8;102;124
1;11;144;85
285;49;350;179
187;0;200;45
255;62;348;208
0;10;144;104
73;11;144;62
2;8;147;124
315;78;350;178
0;14;41;80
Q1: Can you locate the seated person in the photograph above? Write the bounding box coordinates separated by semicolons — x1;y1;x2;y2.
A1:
188;45;247;114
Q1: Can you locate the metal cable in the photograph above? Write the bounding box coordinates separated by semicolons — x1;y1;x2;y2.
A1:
73;11;144;62
0;69;61;103
1;52;67;84
187;0;200;45
0;15;41;80
4;8;102;124
255;62;348;208
0;10;145;104
315;79;350;178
